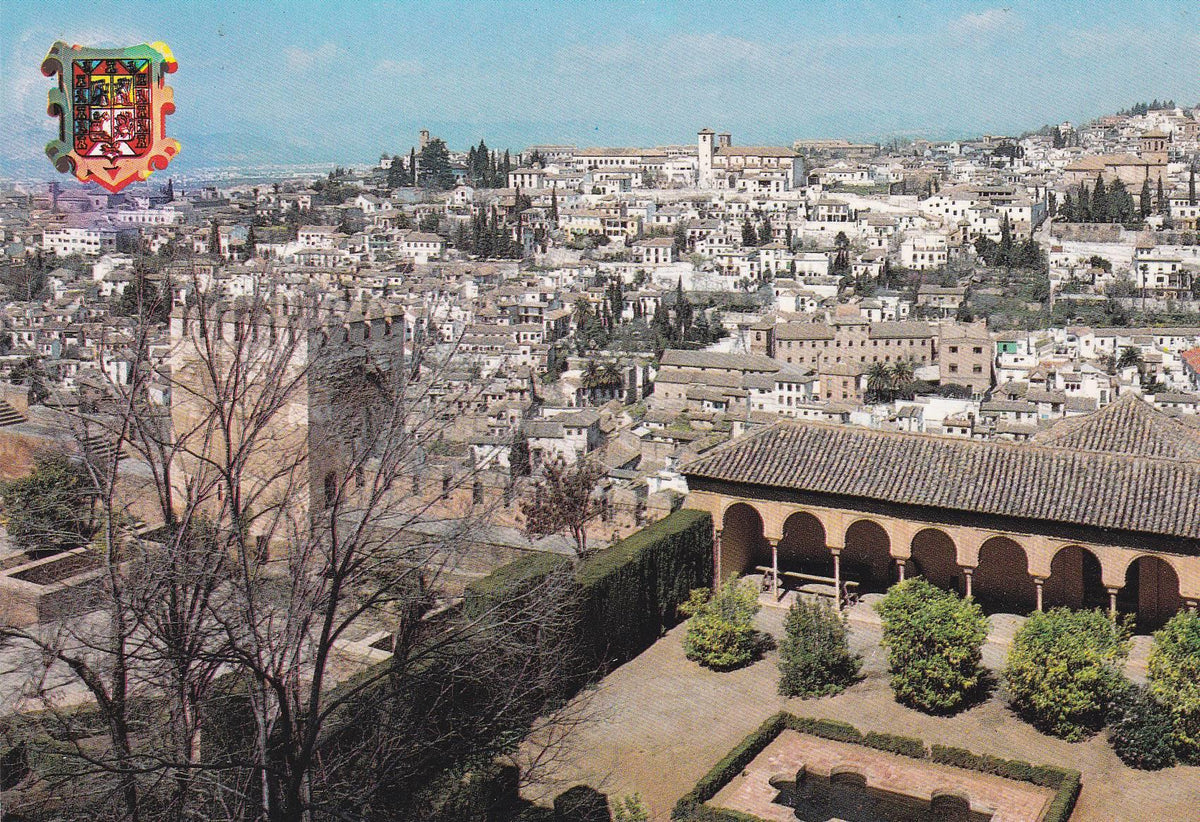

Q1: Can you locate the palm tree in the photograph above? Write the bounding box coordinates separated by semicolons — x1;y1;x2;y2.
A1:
891;358;915;388
573;297;591;328
582;359;599;389
1117;345;1143;370
866;361;891;395
600;361;622;389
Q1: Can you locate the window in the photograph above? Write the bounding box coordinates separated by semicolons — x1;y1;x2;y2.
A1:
949;346;958;353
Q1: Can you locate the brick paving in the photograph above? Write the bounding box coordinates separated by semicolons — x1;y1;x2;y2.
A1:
711;730;1055;822
522;600;1200;821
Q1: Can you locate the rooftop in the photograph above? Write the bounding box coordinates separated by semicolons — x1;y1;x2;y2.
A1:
682;395;1200;540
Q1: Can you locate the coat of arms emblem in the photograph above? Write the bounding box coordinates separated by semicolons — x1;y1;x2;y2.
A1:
42;40;180;193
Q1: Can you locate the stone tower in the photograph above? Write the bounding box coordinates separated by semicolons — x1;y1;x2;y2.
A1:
698;129;715;189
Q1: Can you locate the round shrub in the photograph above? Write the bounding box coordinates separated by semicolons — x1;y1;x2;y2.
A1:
778;597;861;698
1147;610;1200;763
875;578;987;714
680;578;761;672
1107;683;1177;770
1004;608;1130;741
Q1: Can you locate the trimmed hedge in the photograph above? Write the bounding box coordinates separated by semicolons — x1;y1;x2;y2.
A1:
576;508;714;667
672;714;786;821
863;731;926;759
465;508;713;672
463;550;575;620
672;713;1082;822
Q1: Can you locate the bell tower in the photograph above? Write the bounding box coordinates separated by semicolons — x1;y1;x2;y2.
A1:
698;129;715;189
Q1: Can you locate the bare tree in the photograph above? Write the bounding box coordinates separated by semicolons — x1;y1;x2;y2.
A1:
2;270;593;822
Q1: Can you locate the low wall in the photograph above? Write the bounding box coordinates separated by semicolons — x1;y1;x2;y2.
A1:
0;548;107;627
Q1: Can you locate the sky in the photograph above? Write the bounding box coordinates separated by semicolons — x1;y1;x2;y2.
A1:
1;0;1198;178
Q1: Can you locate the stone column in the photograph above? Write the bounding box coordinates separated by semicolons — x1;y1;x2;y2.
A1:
896;558;906;583
713;529;722;587
769;538;780;599
962;568;973;599
1034;576;1045;611
1107;587;1119;617
832;549;843;611
1187;600;1199;613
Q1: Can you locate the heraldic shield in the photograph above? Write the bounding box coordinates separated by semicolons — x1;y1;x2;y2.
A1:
42;41;180;193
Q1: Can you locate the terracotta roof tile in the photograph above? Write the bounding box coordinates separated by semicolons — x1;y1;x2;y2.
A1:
682;395;1200;539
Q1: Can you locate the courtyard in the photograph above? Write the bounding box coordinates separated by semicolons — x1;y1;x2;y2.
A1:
523;598;1200;821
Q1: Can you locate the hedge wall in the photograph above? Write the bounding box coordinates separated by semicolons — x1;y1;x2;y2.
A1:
576;508;713;667
463;550;575;620
464;508;713;672
672;713;1082;822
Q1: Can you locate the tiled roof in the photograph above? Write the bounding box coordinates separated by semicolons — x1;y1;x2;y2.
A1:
1033;394;1200;460
682;394;1200;539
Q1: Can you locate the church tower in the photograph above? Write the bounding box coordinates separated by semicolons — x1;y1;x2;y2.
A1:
1139;129;1169;165
698;129;715;189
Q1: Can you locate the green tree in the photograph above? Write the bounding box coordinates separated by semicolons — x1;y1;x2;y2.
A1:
1139;178;1153;220
9;355;50;405
1147;610;1200;762
998;213;1013;266
612;793;650;822
1108;682;1178;770
875;579;987;714
758;217;773;246
680;579;761;671
778;598;861;698
1117;345;1143;370
1189;165;1196;206
509;429;531;478
865;361;892;402
741;217;757;248
0;452;96;553
1091;174;1109;223
418;138;456;190
673;221;689;255
1004;608;1130;740
386;153;408;188
1156;177;1166;214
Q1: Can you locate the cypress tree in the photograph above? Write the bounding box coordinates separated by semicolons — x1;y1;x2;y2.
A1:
550;189;559;222
1140;178;1153;219
1092;174;1108;223
758;217;773;246
741;217;757;247
1190;166;1196;206
1156;178;1165;214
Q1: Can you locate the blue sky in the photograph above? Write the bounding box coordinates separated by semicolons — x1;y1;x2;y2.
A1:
2;0;1197;176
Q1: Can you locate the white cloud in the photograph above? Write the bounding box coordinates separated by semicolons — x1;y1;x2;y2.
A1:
284;42;341;72
373;58;423;75
948;8;1019;37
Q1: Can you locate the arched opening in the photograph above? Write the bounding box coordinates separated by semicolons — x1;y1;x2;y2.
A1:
778;511;833;578
322;471;337;509
908;529;960;594
721;503;765;582
973;536;1036;614
1121;556;1181;632
843;520;893;594
1044;545;1107;611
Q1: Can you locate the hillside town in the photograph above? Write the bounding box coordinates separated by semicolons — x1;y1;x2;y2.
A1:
3;106;1199;534
3;86;1200;822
